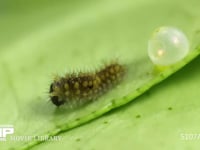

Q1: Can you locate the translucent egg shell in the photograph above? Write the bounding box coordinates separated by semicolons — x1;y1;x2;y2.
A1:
148;26;189;66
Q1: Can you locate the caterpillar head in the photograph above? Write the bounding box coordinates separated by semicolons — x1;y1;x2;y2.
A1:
49;83;65;107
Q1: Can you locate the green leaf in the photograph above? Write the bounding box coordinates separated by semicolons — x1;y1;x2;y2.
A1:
31;57;200;150
0;0;200;149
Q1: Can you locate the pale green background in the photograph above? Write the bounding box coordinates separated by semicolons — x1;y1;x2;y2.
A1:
0;0;200;149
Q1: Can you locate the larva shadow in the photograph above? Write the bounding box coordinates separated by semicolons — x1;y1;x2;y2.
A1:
52;102;90;116
28;96;56;117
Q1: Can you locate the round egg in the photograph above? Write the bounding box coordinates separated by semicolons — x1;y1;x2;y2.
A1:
148;26;189;66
